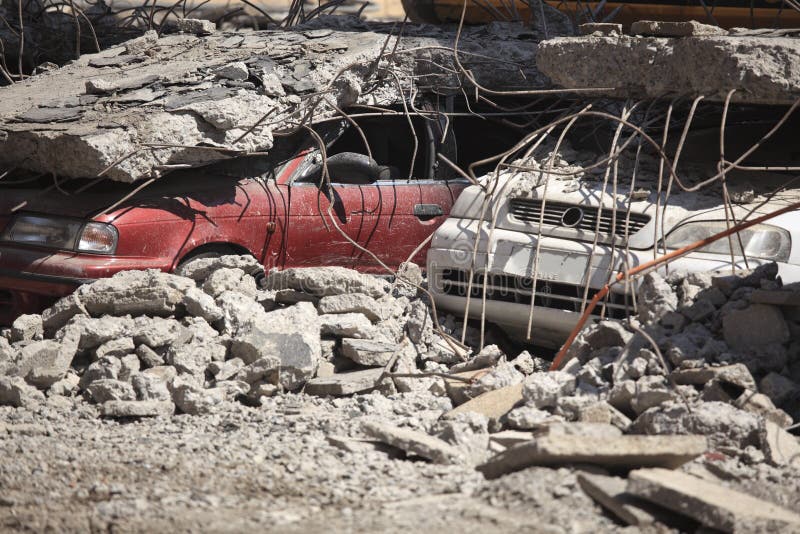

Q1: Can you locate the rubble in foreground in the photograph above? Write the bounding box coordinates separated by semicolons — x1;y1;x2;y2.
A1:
1;258;799;531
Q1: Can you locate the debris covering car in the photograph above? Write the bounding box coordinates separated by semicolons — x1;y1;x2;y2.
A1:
427;167;800;348
0;106;521;324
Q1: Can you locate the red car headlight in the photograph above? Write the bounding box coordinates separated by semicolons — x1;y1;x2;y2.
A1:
1;215;118;254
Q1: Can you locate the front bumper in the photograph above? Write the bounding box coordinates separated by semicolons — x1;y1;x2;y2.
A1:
0;245;171;325
427;218;800;347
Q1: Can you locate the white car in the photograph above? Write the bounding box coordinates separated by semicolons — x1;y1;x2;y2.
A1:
426;170;800;348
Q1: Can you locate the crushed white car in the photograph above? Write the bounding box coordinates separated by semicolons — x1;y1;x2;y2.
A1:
427;169;800;348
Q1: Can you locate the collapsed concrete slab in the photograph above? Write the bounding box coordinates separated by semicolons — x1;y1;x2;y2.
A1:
536;32;800;104
628;468;800;532
478;434;707;478
0;19;548;183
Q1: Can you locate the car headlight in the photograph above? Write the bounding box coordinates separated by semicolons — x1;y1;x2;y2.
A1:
1;215;118;254
665;220;791;262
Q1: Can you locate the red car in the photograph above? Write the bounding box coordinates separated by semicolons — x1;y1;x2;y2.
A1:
0;108;521;324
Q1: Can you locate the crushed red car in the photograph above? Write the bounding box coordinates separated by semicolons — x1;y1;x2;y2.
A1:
0;106;522;324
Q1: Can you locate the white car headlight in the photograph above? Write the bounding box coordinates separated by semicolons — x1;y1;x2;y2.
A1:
1;215;118;254
665;220;791;262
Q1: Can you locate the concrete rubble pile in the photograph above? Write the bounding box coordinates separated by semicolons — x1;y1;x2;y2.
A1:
0;18;547;183
1;258;799;531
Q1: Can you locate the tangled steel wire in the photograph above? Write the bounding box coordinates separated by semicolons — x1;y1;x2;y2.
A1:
3;0;800;367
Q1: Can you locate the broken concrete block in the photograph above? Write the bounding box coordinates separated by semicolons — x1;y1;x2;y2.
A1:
315;361;335;378
576;401;632;430
85;74;161;95
535;422;623;440
265;267;390;299
15;334;78;389
100;400;175;418
169;377;226;415
274;290;319;306
723;304;789;350
444;369;491;405
631;401;761;450
449;345;504;373
165;340;226;376
759;371;799;406
208;357;246;382
325;435;401;456
319;313;376;339
735;391;793;428
522;371;576;408
340;338;399;366
202;268;257;298
176;17;216;35
750;288;800;307
579;23;622;36
630;20;727;37
444;383;524;420
317;293;383;322
41;294;88;335
628;468;800;532
489;430;535;449
85;379;137;403
304;367;385;396
505;405;560;430
183;287;224;323
478;434;706;479
0;376;45;408
670;364;755;391
231;301;321;389
636;272;678;325
759;420;800;467
361;421;462;464
94;337;135;360
81;270;193;317
132;373;172;401
577;473;664;526
232;357;280;385
464;362;524;399
10;314;43;342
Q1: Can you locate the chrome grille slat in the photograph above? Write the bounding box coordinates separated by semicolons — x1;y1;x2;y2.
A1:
509;198;650;238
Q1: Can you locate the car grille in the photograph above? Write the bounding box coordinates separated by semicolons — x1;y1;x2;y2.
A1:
438;268;629;318
509;198;650;238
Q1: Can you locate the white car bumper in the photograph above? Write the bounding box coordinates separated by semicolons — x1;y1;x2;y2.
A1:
427;218;800;347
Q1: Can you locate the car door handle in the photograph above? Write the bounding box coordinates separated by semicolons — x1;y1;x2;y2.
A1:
414;204;443;219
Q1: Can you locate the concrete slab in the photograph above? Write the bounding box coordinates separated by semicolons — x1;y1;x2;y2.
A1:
443;383;523;419
628;468;800;532
304;367;385;396
478;435;706;479
361;421;462;464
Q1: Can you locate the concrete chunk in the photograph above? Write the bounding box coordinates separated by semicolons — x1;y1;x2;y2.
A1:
361;421;462;464
304;367;385;396
628;468;800;532
630;20;728;37
444;383;523;420
340;338;400;366
478;435;706;479
100;400;175;418
759;420;800;467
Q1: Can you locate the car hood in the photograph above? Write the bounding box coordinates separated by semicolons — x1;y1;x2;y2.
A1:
453;167;800;249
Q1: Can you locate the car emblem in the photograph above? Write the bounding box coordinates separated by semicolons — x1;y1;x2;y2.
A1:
561;206;584;228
